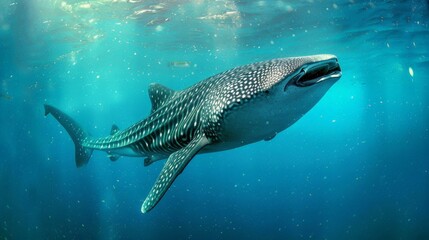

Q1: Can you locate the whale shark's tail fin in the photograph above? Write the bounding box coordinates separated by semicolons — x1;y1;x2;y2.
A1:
44;104;93;167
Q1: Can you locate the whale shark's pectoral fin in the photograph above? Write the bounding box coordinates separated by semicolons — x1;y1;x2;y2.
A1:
141;133;210;213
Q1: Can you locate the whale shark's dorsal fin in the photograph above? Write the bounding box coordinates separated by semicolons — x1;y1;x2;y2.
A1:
110;124;120;135
141;132;210;213
148;83;175;113
108;124;121;161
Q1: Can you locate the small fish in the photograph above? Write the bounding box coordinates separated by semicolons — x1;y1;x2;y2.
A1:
0;93;12;101
146;18;170;26
169;61;191;68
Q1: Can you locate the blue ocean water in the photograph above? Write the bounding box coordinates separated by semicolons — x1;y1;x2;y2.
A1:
1;0;429;239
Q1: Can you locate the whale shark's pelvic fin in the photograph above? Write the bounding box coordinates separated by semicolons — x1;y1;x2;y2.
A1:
148;83;176;113
144;155;165;167
44;104;93;167
141;132;210;213
108;154;120;161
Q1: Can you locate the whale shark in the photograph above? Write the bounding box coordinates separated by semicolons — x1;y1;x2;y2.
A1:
44;54;342;213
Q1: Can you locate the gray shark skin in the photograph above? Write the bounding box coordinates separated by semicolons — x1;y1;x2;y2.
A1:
44;54;342;213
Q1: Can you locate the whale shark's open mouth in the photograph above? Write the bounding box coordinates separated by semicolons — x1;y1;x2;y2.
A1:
293;58;342;87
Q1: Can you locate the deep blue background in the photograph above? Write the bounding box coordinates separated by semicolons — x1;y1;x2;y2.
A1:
1;0;429;239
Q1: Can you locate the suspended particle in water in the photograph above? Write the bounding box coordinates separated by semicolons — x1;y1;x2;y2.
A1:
408;67;414;77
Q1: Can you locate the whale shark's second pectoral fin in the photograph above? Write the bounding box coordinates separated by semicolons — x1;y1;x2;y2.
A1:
141;133;210;213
